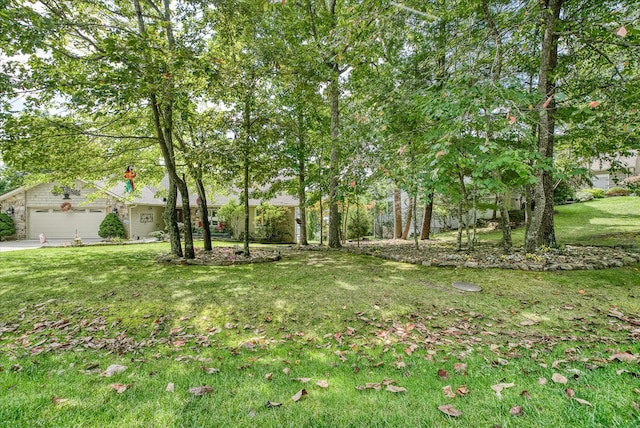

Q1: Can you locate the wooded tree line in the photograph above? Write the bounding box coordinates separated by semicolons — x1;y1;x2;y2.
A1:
1;0;638;257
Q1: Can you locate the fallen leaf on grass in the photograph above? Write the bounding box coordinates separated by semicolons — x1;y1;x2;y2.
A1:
457;385;469;396
520;319;538;326
538;378;548;385
292;377;312;383
552;360;568;369
265;401;282;408
565;388;575;398
510;406;523;416
572;397;592;406
292;389;308;402
201;367;220;374
52;396;69;405
633;402;640;412
491;382;515;397
102;364;127;377
438;369;449;380
454;363;467;374
443;385;455;398
438;404;461;417
283;367;291;375
552;373;568;384
189;385;213;396
609;352;638;363
316;380;329;388
166;383;175;392
265;373;273;380
110;383;131;394
386;385;407;393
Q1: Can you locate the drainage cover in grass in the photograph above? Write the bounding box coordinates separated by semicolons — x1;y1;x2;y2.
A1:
452;281;482;292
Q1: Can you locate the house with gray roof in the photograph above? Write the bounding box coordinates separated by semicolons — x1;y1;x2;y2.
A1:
0;179;298;241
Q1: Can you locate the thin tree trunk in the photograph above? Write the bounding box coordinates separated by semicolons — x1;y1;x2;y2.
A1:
297;112;308;246
163;177;182;257
420;193;433;240
342;200;348;244
195;177;212;251
413;194;418;249
393;188;402;239
525;0;563;252
401;196;413;240
243;152;250;256
319;197;323;245
456;200;463;251
498;193;512;253
328;68;341;248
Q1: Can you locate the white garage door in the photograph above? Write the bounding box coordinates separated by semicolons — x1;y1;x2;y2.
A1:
29;208;106;239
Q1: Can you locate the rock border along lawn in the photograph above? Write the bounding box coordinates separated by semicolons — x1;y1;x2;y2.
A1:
300;240;640;271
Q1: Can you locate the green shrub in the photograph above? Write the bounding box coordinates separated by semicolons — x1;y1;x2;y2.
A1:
0;213;16;239
583;188;605;198
554;181;575;204
605;187;630;197
575;191;594;202
255;203;292;243
149;230;166;241
347;206;372;239
218;199;244;239
98;213;126;239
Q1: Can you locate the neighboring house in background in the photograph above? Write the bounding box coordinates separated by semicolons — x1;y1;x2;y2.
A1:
0;179;299;241
588;152;640;191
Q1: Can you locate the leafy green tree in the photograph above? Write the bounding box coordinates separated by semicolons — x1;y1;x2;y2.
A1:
256;203;292;243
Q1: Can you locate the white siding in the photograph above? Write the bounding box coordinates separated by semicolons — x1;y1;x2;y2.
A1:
29;208;105;239
128;206;165;239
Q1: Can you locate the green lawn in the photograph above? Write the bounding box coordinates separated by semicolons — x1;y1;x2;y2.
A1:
441;196;640;248
1;201;640;426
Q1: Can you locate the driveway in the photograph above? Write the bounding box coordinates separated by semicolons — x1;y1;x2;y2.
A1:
0;239;105;252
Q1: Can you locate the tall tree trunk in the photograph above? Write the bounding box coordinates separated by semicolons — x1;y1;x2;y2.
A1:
420;193;433;240
328;68;341;248
456;200;463;251
342;200;349;244
133;0;193;258
195;177;212;252
401;196;413;240
163;177;182;257
243;151;250;257
412;194;418;249
498;193;512;253
393;188;402;239
319;197;323;245
297;112;308;246
525;0;563;252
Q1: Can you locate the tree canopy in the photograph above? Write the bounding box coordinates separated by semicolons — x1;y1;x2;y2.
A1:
1;0;638;253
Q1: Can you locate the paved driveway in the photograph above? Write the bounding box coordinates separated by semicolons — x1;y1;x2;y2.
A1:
0;239;105;252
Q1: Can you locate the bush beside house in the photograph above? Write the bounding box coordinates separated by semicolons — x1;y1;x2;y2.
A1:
98;213;126;239
0;213;16;240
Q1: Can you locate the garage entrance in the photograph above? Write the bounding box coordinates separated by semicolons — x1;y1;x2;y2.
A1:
28;208;105;239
